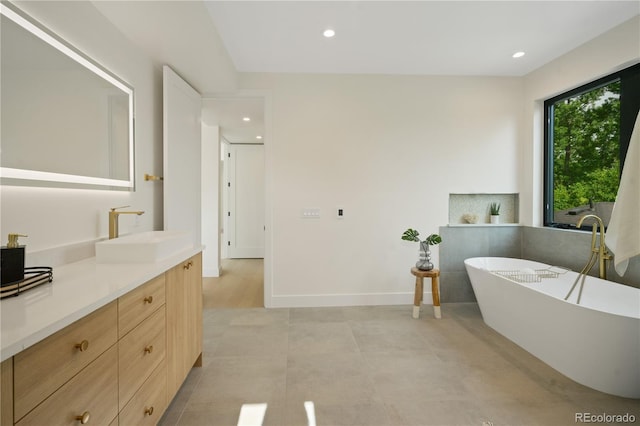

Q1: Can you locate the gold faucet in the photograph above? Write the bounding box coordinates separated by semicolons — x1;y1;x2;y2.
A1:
109;206;144;239
576;214;612;279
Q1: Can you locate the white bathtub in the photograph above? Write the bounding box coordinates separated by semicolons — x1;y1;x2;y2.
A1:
464;257;640;399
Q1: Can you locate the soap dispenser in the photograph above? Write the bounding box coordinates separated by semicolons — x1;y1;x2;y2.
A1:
1;234;27;286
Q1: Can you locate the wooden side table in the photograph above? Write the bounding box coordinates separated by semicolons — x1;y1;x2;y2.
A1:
410;267;441;319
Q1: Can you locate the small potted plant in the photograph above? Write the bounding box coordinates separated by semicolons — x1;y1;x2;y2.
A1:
490;202;501;224
401;228;442;270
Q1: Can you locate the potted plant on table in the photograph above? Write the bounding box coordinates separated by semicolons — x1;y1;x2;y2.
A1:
401;228;442;271
490;202;501;224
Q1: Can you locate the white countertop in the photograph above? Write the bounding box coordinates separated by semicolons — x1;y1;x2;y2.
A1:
0;246;203;362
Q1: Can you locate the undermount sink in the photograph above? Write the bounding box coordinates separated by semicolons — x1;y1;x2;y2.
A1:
95;230;193;263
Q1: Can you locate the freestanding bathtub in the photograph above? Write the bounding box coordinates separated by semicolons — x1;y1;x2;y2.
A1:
464;257;640;399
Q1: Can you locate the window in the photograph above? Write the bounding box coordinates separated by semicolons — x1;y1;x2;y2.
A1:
544;63;640;229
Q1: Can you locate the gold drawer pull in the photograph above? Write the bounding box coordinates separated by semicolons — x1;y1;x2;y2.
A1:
144;295;153;304
183;261;193;270
75;411;90;424
144;345;154;354
75;340;89;352
145;406;154;416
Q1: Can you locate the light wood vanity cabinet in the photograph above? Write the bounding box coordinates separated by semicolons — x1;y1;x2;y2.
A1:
1;359;13;426
166;253;203;399
2;252;202;426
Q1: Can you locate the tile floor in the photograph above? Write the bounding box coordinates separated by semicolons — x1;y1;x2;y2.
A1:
158;303;639;426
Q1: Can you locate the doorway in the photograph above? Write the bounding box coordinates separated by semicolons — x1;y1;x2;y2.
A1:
201;94;267;308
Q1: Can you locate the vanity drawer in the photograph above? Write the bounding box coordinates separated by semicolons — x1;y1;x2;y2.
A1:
119;361;167;426
15;345;118;426
13;301;118;421
118;274;165;337
118;306;166;409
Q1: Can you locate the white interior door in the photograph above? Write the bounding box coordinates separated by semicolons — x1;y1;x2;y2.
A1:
163;65;201;247
226;144;265;258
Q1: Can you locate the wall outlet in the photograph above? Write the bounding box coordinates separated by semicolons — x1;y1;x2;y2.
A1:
336;207;345;219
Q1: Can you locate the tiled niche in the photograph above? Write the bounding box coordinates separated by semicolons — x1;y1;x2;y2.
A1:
449;193;519;225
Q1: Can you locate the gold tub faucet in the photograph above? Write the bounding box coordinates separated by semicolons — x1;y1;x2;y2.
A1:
108;206;145;239
576;214;612;280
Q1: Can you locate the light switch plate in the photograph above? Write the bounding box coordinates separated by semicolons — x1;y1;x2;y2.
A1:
301;208;321;218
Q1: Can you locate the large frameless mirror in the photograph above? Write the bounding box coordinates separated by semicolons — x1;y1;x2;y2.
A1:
0;3;135;190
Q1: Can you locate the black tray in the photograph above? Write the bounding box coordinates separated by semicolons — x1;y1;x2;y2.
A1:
0;267;53;299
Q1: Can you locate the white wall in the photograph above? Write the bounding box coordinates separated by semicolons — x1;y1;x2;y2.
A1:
240;73;523;307
521;16;640;226
234;16;640;308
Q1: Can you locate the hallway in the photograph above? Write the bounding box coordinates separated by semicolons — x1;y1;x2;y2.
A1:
203;259;264;308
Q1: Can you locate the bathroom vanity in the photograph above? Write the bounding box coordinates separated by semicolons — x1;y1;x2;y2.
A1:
0;248;203;425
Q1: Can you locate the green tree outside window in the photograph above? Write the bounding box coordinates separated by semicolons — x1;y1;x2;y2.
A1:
551;82;620;212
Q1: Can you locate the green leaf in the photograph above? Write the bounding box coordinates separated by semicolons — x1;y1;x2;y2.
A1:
425;234;442;245
401;228;420;242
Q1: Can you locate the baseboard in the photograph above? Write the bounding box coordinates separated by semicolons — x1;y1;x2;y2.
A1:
268;291;434;308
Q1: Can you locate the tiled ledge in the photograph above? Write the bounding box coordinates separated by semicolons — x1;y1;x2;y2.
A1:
449;193;519;225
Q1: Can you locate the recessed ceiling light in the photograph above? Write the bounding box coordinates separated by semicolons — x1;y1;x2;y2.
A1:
512;51;525;58
323;29;335;38
256;135;263;140
243;117;251;122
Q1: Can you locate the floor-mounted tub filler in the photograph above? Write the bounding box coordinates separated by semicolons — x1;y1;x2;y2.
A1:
464;257;640;399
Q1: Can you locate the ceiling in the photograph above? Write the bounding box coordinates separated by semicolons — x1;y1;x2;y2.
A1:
94;1;640;144
205;1;639;77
